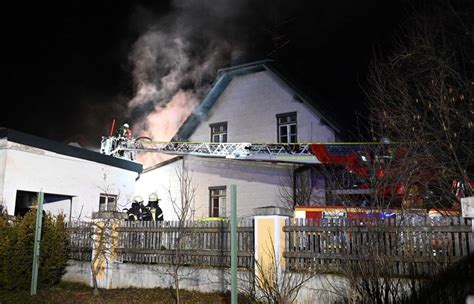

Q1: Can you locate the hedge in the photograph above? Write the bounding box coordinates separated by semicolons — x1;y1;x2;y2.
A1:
0;209;69;290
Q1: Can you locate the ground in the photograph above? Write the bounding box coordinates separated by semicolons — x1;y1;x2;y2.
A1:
0;282;238;304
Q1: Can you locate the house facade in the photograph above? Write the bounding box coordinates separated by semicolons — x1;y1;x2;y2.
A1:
136;60;342;220
0;128;142;220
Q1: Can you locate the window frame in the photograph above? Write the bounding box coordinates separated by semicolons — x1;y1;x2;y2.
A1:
99;193;117;212
276;112;297;143
210;122;228;143
209;186;227;218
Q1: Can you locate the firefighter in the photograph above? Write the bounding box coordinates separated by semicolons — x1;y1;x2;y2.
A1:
137;196;152;221
118;123;132;140
127;195;143;221
115;123;133;159
147;193;164;221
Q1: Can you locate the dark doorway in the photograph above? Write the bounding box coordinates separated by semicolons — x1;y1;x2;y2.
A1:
14;190;73;217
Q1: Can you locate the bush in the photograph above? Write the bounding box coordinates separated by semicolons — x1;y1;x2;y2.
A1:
400;255;474;304
0;209;69;291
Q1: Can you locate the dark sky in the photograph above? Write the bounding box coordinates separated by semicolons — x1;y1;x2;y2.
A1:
3;1;408;146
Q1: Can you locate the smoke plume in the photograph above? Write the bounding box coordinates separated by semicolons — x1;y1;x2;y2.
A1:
126;1;249;167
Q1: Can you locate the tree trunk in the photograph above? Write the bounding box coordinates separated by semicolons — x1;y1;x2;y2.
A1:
91;263;99;295
175;273;180;304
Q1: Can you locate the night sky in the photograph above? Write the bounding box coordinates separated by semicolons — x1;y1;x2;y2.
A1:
3;1;409;147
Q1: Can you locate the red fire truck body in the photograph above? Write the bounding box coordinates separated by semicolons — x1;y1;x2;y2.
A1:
294;205;461;221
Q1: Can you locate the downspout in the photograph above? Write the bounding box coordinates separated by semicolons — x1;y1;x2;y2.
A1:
0;139;8;214
69;198;72;225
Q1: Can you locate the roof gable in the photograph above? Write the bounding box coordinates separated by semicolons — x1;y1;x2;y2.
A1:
172;60;342;141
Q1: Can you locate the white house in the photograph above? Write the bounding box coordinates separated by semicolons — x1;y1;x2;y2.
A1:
136;60;342;220
0;128;142;220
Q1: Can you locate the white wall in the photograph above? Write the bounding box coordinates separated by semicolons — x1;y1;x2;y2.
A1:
43;198;72;216
63;260;254;294
1;141;137;219
135;158;183;221
187;156;295;219
137;156;297;220
189;70;335;143
0;139;7;209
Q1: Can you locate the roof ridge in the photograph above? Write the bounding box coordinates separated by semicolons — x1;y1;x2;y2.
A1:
217;59;274;74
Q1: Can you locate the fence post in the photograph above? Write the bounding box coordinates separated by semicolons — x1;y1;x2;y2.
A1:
254;206;293;291
230;185;238;304
90;214;123;289
30;191;44;296
461;196;474;254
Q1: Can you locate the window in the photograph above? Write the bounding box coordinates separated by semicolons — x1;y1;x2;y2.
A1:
210;122;227;143
99;194;117;212
277;112;297;143
209;186;226;217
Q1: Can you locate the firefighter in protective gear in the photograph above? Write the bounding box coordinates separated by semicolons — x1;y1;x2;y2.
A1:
115;123;133;159
126;195;143;221
134;195;152;221
118;123;132;140
147;192;164;221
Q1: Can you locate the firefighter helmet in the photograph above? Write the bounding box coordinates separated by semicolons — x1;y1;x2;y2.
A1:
123;123;130;128
149;193;160;201
133;195;143;203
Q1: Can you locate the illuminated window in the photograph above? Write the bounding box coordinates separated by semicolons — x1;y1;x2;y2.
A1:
209;186;226;217
99;194;117;212
210;122;227;143
277;112;297;143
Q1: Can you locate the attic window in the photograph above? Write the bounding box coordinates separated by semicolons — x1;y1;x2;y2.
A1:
210;122;227;143
277;112;297;143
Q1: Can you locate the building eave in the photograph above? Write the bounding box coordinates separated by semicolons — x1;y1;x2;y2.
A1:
0;128;142;173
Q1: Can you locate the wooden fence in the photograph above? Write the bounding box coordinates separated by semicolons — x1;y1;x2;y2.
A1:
67;215;472;276
67;221;93;261
66;219;255;268
283;216;473;277
115;219;254;268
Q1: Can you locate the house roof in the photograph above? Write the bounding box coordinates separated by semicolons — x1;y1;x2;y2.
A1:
172;59;343;141
0;128;142;173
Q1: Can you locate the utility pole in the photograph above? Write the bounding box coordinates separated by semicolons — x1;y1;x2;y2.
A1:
230;185;237;304
31;191;44;295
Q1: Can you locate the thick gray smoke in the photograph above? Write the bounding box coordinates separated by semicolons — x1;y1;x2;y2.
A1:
125;1;256;166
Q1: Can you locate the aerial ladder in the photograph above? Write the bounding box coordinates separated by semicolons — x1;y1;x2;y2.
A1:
99;135;369;165
100;135;472;201
100;135;319;164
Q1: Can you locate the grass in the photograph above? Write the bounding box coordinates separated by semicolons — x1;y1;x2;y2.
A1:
0;281;232;304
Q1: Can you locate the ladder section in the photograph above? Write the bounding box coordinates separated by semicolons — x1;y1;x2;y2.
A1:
132;141;320;164
238;143;319;163
132;141;251;158
100;136;320;164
